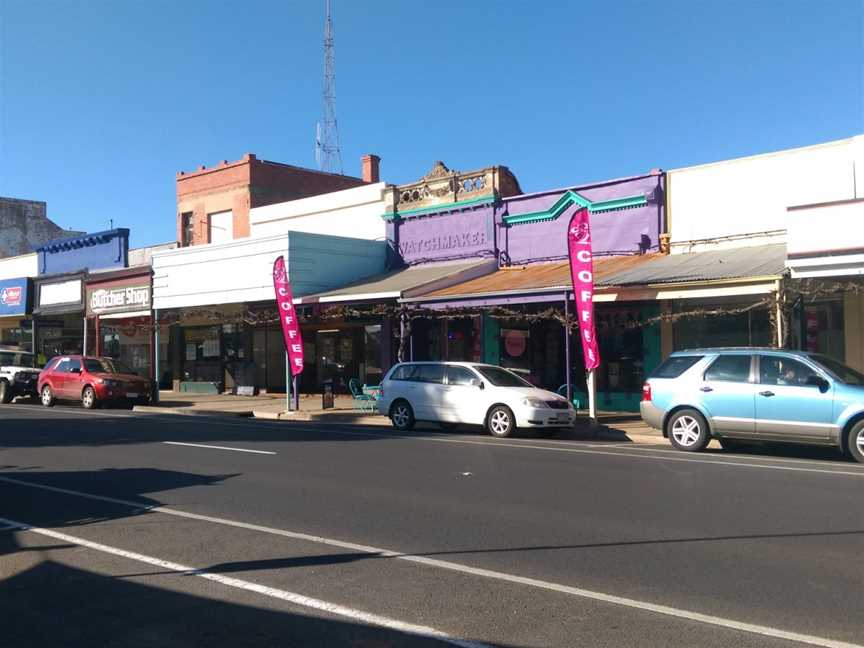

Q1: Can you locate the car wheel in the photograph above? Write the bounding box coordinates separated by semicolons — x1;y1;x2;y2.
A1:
40;384;55;408
0;380;12;404
390;400;415;431
667;409;710;452
847;420;864;464
486;405;516;438
82;386;99;410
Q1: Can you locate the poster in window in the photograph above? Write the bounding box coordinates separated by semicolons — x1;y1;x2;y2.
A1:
185;344;197;361
202;339;220;358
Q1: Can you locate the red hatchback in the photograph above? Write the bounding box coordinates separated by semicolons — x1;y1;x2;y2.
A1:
38;355;152;409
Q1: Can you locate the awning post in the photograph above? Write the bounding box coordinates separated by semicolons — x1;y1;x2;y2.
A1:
564;293;572;403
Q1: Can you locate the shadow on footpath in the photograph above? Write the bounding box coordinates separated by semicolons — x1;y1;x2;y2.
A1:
0;466;511;648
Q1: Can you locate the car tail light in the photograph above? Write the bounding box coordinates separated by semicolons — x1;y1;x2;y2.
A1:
642;382;652;402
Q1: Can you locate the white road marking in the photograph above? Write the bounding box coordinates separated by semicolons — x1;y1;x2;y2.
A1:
0;516;488;648
8;406;864;474
266;426;864;477
0;475;859;648
162;441;276;455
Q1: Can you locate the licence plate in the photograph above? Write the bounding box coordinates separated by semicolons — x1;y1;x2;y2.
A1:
126;392;139;398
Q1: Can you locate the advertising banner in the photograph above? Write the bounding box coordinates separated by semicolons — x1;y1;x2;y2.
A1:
88;284;150;315
0;278;29;317
567;208;600;371
272;255;304;376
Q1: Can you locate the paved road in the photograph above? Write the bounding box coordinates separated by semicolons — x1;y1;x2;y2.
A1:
1;404;862;647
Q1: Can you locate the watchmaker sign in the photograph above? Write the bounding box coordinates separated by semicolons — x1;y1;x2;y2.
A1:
87;284;151;315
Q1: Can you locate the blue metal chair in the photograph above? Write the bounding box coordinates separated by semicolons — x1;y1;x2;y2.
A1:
349;378;375;413
557;385;584;409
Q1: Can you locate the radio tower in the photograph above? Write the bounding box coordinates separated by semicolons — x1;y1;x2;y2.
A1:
316;0;343;174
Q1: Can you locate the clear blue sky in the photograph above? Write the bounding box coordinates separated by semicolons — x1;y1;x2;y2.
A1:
1;1;862;248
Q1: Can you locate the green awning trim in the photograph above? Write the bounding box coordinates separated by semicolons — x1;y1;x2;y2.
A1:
502;191;648;226
381;194;496;221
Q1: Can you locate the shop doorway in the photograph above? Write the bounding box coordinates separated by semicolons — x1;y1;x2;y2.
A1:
252;329;287;393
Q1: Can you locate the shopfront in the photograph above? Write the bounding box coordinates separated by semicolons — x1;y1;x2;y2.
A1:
151;231;388;393
0;277;32;351
32;273;86;363
86;267;154;379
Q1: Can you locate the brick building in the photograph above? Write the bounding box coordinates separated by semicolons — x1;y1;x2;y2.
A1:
0;197;83;259
176;153;381;247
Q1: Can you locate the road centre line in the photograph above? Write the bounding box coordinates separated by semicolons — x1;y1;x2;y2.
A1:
162;441;276;455
0;516;487;648
252;425;864;477
8;405;864;475
0;476;859;648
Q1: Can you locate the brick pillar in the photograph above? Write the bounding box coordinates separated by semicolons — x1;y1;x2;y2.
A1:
361;154;381;183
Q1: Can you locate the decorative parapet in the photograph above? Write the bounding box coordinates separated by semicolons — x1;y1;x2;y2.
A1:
383;161;521;221
502;191;648;226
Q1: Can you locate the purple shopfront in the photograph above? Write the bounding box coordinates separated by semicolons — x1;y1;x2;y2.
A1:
385;167;666;412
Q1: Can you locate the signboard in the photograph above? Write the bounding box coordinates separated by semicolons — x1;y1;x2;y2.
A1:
272;255;304;376
39;279;82;308
88;284;150;315
567;208;600;372
0;278;29;316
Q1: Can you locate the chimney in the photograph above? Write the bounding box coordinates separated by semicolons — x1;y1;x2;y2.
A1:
361;154;381;183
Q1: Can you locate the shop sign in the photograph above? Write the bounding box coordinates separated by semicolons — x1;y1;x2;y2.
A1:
272;255;304;376
39;279;82;308
397;209;492;263
0;278;28;316
567;208;600;371
88;284;150;314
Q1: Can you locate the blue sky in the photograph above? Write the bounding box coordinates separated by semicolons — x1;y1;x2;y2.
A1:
1;0;862;248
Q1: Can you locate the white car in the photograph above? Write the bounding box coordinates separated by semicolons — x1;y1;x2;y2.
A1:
0;348;41;404
377;361;576;437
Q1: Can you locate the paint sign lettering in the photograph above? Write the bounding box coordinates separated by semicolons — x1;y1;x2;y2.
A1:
272;255;304;376
567;208;600;371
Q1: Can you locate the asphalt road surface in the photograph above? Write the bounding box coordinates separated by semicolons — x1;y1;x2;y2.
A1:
1;404;862;648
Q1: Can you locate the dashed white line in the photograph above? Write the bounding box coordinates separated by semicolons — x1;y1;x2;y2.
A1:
0;475;860;648
162;441;276;455
0;516;488;648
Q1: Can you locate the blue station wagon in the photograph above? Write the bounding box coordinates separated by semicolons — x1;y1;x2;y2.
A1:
641;348;864;463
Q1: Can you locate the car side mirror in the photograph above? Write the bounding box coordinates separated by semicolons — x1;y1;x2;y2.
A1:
469;378;484;390
806;375;829;392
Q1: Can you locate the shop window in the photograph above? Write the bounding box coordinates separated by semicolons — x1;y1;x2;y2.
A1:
364;325;383;385
595;308;645;394
182;326;222;384
446;317;480;362
673;302;771;350
801;301;844;362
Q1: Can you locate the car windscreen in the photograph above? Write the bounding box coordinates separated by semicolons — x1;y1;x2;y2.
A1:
809;355;864;386
650;355;703;379
475;365;533;388
84;358;138;375
0;351;37;369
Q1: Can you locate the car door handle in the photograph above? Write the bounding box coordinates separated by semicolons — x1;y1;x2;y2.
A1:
759;391;775;397
699;386;713;392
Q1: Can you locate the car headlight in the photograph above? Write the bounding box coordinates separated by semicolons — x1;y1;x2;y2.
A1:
522;397;546;408
97;378;122;387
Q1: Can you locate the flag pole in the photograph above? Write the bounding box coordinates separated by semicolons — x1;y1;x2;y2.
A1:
286;352;292;412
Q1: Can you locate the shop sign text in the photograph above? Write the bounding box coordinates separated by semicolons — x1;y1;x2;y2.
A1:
90;286;151;313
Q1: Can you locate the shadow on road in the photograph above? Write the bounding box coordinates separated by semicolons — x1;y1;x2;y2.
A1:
0;465;509;648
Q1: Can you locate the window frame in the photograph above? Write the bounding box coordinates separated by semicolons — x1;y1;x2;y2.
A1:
703;354;755;384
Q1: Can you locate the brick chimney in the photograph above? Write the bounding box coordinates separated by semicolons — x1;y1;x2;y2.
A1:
361;154;381;183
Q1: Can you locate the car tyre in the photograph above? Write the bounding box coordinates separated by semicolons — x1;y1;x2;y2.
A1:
82;386;99;410
0;380;12;404
667;408;710;452
390;399;415;431
486;405;516;438
40;384;55;408
847;420;864;464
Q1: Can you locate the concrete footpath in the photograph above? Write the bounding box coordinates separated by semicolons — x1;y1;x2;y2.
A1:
133;391;669;445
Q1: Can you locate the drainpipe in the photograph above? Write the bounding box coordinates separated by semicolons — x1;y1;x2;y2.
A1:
775;279;784;348
564;293;572;403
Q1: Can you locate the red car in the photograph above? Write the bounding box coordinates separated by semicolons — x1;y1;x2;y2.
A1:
38;355;152;409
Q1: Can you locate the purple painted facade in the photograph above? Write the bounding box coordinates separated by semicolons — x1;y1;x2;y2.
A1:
390;173;665;268
497;174;664;265
395;206;495;265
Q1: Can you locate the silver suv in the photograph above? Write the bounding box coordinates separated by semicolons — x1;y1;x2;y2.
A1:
0;348;41;404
